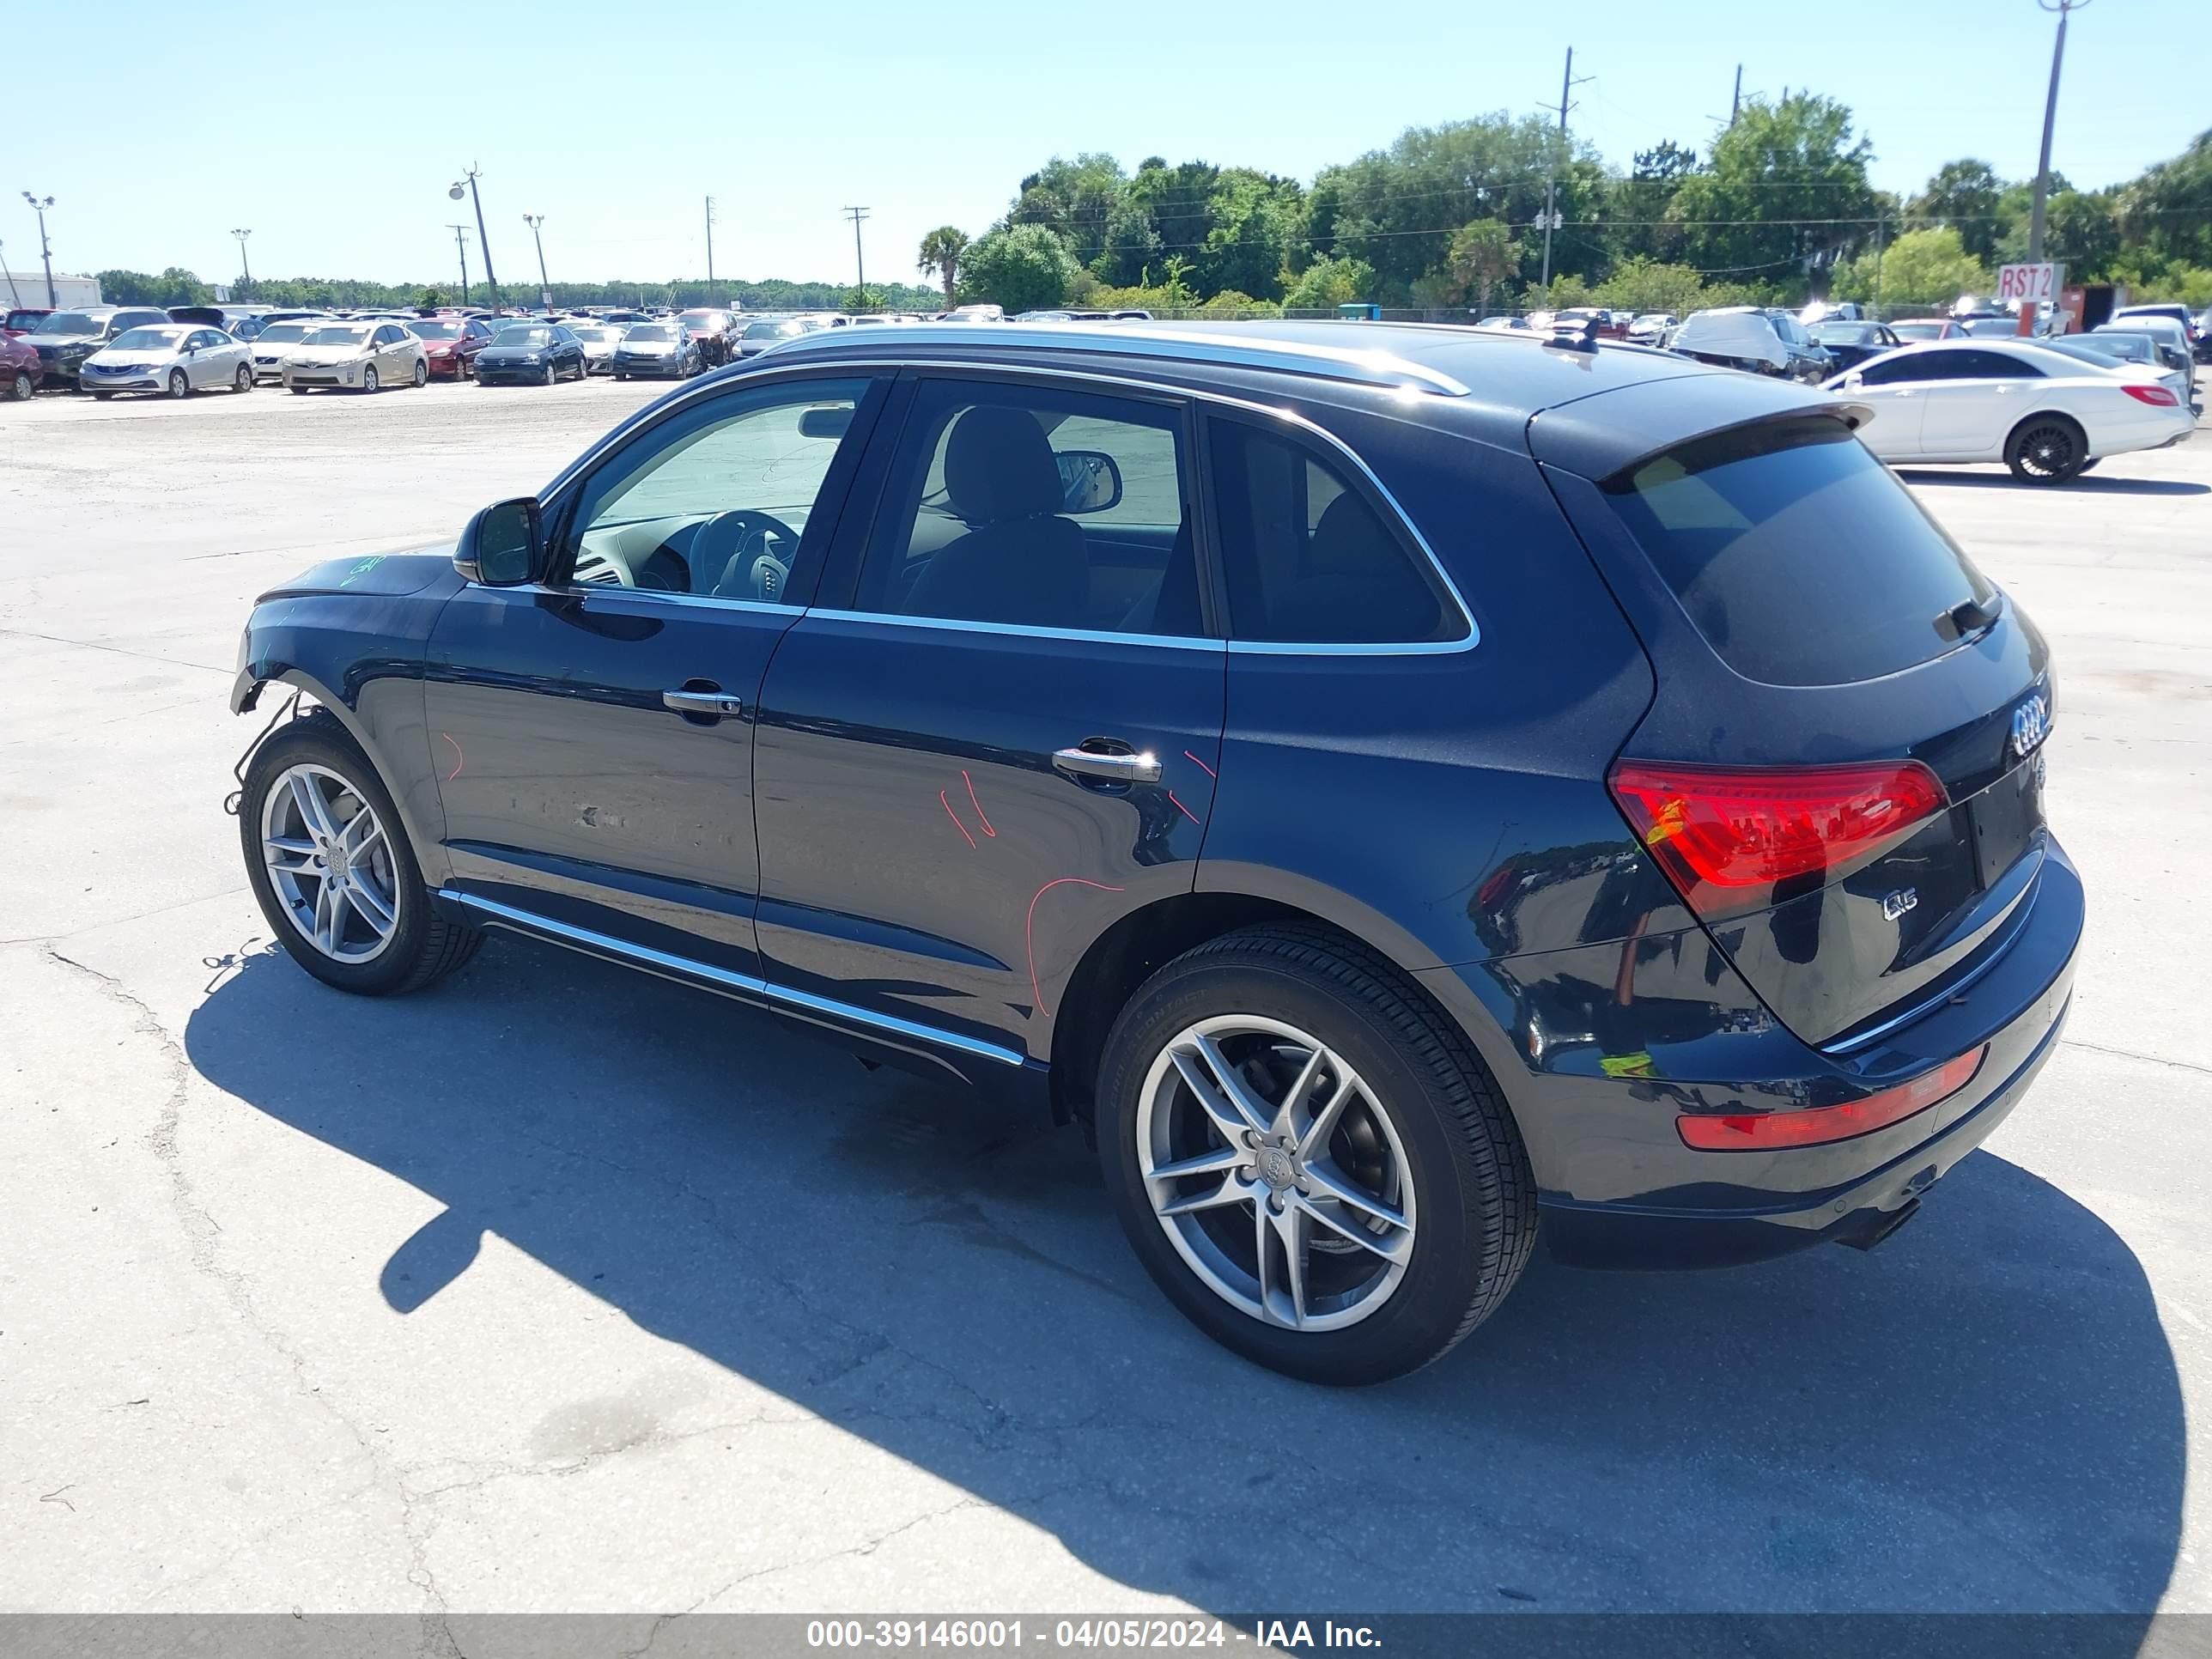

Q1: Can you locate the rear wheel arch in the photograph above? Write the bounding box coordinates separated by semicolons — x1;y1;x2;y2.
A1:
1048;888;1521;1135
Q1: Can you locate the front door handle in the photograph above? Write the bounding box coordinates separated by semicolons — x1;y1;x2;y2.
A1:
662;688;744;718
1053;745;1161;784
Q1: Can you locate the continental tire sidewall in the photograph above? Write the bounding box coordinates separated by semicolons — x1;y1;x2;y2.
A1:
239;718;435;995
1097;948;1518;1385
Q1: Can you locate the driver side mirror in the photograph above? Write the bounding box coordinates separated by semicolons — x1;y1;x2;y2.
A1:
454;497;544;586
1055;450;1123;514
1842;370;1863;390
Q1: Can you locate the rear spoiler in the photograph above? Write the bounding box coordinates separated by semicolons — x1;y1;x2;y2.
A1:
1527;371;1869;481
1593;402;1875;491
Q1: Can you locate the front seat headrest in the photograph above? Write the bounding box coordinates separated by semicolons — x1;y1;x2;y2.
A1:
943;405;1064;525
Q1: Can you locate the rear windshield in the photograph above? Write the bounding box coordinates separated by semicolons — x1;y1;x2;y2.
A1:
1600;416;1995;687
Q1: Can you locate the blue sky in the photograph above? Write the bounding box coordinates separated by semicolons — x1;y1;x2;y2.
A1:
13;0;2203;295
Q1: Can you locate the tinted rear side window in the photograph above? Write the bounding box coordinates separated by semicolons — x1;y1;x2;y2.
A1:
1600;417;1994;687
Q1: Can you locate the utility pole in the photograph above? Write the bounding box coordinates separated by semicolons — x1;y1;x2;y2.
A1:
522;214;550;307
231;228;253;295
21;193;57;307
843;206;870;308
1730;64;1742;125
704;197;717;292
2027;0;2087;263
3;243;22;308
447;225;472;306
449;166;501;306
1537;50;1592;289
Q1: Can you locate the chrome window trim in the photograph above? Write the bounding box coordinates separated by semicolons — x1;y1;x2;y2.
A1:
520;356;1478;655
543;583;801;618
802;608;1225;653
440;889;1028;1067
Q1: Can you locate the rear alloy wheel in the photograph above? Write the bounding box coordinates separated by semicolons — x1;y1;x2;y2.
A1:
1097;927;1536;1384
2005;415;2086;484
411;358;428;388
8;368;33;401
362;367;380;394
167;368;189;399
240;715;483;996
234;364;254;393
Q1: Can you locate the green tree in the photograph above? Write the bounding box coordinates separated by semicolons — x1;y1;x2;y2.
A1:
1093;195;1161;286
1909;160;2004;263
1281;254;1376;312
916;226;970;310
957;224;1080;313
1195;169;1299;301
2045;190;2121;279
1009;154;1127;269
2118;129;2212;269
1832;227;1990;310
1607;140;1699;264
1669;94;1878;291
1444;218;1522;312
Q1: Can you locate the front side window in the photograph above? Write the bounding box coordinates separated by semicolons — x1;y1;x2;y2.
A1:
563;375;877;602
852;379;1198;636
1857;353;1936;386
1207;419;1458;646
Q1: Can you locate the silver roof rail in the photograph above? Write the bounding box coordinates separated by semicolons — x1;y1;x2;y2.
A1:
771;321;1474;398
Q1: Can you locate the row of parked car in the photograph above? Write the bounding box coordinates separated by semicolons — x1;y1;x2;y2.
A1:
0;301;937;401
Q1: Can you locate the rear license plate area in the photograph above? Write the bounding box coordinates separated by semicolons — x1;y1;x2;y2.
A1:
1969;754;2045;889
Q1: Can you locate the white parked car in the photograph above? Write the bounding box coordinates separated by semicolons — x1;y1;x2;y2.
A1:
281;322;428;394
245;319;329;383
568;325;624;374
1827;339;2193;483
77;325;256;399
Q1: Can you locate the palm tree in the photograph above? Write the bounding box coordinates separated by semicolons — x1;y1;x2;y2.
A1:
917;226;970;311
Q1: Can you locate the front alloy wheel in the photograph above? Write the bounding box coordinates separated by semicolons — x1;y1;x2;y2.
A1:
1138;1016;1416;1332
260;763;401;963
2007;417;2085;483
362;366;379;394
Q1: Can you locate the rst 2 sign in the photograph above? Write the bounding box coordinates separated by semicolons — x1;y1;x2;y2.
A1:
1997;263;2063;305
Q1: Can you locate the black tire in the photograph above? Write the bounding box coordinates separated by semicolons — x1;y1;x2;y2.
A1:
90;390;112;401
411;358;428;388
615;373;627;381
234;364;254;393
361;367;379;394
167;368;190;399
7;368;33;401
2075;459;2100;474
541;360;556;386
1094;925;1536;1385
2005;413;2087;483
289;382;308;393
239;713;483;996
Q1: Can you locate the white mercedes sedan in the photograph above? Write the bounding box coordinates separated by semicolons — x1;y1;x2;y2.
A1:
1827;339;2193;483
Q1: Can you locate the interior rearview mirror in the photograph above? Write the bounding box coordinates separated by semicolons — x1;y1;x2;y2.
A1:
455;497;543;586
798;404;855;440
1055;450;1123;514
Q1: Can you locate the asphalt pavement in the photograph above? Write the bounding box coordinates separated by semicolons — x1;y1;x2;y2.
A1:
3;372;2207;1627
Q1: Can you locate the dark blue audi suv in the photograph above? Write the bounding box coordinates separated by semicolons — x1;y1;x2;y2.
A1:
228;321;2080;1383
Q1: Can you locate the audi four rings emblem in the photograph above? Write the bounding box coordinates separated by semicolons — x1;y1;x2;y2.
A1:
2010;694;2051;759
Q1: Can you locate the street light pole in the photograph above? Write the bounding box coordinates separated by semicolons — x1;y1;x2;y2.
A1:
447;225;472;306
21;193;57;307
449;167;500;306
522;214;550;307
231;228;253;295
2026;0;2087;264
842;206;870;308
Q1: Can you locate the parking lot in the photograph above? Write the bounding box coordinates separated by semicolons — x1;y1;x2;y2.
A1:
4;374;2209;1626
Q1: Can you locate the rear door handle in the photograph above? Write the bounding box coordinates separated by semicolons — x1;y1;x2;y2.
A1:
1053;745;1160;784
662;688;744;718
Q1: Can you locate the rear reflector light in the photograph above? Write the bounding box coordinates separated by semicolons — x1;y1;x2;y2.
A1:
1678;1046;1987;1151
2121;383;2179;406
1608;759;1948;919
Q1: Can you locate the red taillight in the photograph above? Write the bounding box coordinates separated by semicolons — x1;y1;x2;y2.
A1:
2121;383;2179;407
1609;759;1948;919
1678;1046;1987;1151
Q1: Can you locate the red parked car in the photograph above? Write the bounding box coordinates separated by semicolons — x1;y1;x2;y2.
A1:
3;331;41;399
4;307;52;338
409;314;500;380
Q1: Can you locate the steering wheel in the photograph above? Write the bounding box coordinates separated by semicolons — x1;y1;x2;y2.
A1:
696;509;802;601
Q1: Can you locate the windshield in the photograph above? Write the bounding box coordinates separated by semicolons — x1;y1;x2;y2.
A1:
573;327;616;342
255;323;313;345
493;327;550;347
744;320;800;339
1890;321;1946;341
624;325;674;343
7;309;50;331
108;327;187;352
2045;338;2143;368
302;327;370;347
678;311;720;326
34;312;100;337
1601;416;1993;687
410;320;464;339
1812;323;1874;344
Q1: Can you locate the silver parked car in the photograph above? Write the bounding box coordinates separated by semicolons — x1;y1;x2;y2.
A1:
78;325;256;399
569;325;624;374
246;319;328;384
282;322;429;394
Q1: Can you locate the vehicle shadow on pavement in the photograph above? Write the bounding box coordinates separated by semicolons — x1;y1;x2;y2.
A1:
1894;469;2209;495
185;939;2184;1619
